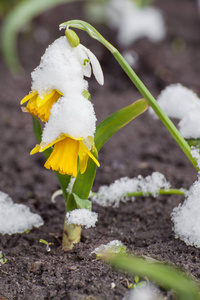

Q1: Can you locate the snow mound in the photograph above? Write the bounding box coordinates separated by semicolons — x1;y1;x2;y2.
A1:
66;208;98;229
92;172;170;207
149;83;200;120
0;191;43;235
171;148;200;247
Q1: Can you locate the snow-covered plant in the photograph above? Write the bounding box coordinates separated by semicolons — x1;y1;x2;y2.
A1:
0;191;43;235
21;25;148;250
21;20;199;251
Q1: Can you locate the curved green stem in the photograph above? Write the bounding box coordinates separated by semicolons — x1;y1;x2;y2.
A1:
125;188;186;198
60;20;198;171
91;188;186;200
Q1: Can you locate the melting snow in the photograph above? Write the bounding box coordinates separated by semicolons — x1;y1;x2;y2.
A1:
0;191;43;235
92;172;170;207
91;240;126;256
66;208;98;229
149;83;200;120
124;284;160;300
178;106;200;139
149;83;200;139
171;147;200;248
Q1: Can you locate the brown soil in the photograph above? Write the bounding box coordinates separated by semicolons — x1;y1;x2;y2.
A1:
1;0;200;299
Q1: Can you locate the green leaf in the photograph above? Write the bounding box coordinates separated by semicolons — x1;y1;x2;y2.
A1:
69;99;147;207
106;254;200;300
1;0;79;72
32;115;42;143
72;149;98;200
72;193;92;210
95;99;148;151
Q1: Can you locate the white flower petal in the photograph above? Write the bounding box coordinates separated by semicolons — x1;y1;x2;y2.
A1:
80;45;104;85
82;62;92;78
74;45;88;64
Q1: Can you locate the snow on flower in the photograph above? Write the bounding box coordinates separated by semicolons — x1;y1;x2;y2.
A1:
92;172;170;208
30;93;99;176
0;191;43;235
66;208;98;229
106;0;166;46
21;37;87;121
21;35;104;122
171;148;200;248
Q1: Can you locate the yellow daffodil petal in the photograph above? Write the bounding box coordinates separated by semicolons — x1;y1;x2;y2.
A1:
78;144;89;174
36;90;57;107
22;89;62;122
20;91;37;104
44;137;79;177
31;135;98;177
79;141;100;170
30;144;41;155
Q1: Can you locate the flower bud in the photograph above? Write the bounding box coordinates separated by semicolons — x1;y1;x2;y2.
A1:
65;29;80;48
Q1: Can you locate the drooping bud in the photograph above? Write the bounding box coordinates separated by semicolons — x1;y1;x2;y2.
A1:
65;29;80;48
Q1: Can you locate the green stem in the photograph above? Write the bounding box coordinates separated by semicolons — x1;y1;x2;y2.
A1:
112;50;198;171
62;221;81;251
60;20;198;171
91;188;186;200
125;188;186;198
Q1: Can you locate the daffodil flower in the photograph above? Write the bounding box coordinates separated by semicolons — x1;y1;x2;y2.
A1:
73;44;104;85
20;89;62;122
31;134;99;177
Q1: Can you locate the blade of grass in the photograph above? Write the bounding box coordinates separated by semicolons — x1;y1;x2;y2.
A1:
106;254;200;300
1;0;79;72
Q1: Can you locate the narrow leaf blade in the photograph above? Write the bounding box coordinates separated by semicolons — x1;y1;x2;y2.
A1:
106;254;200;300
95;99;148;151
72;193;92;210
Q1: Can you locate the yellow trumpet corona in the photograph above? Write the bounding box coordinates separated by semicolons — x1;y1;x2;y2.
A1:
31;135;99;177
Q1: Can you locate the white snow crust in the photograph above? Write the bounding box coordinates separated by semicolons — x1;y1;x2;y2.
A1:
91;240;126;256
149;83;200;120
66;208;98;229
0;191;43;235
92;172;170;208
149;83;200;138
106;0;166;46
179;106;200;139
171;148;200;248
